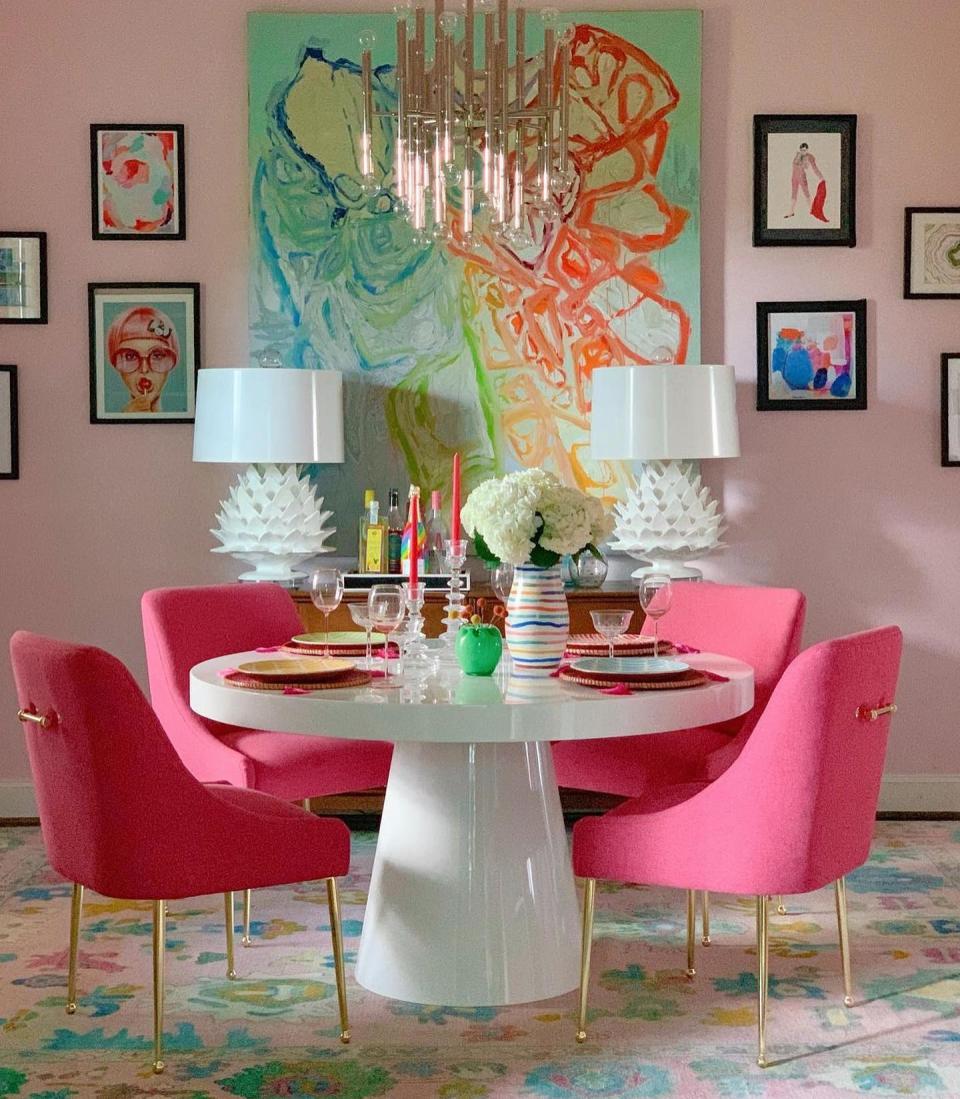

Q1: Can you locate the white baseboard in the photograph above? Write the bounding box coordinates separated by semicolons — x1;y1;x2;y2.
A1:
0;776;957;821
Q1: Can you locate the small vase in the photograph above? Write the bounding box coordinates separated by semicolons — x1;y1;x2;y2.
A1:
505;563;570;674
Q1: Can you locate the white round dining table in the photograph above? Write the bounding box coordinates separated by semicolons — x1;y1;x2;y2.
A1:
190;652;753;1008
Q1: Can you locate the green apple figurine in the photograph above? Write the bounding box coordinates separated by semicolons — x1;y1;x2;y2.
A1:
456;614;503;676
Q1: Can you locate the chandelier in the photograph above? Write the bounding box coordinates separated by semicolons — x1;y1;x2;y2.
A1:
359;0;574;249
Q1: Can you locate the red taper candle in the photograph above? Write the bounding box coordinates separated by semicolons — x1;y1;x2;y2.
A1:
408;489;419;588
451;451;461;541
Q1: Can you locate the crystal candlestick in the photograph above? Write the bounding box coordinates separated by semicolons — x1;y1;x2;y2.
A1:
440;538;469;648
401;581;437;680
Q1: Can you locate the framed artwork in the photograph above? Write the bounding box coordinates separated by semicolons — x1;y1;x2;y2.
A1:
248;10;703;519
0;365;18;479
941;354;960;466
90;124;186;240
88;282;200;423
0;232;47;324
753;115;856;247
904;208;960;299
757;299;867;411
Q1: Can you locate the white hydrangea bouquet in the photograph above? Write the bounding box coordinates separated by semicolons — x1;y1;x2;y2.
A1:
461;468;614;568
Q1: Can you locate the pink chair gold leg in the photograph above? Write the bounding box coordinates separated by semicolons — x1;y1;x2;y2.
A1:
685;889;696;977
224;892;237;979
576;877;596;1043
152;900;165;1074
701;890;711;946
66;883;83;1014
835;877;854;1006
326;877;351;1044
777;895;787;915
756;894;769;1068
241;889;252;946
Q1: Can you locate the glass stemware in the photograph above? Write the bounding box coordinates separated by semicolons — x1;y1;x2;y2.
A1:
367;584;406;678
310;568;344;656
638;573;673;658
348;603;376;669
491;562;515;603
590;609;634;660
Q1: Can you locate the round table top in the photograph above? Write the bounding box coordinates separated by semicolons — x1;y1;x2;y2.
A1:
190;651;754;744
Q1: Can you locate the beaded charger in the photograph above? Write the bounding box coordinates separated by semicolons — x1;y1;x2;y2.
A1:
224;669;372;691
559;667;707;692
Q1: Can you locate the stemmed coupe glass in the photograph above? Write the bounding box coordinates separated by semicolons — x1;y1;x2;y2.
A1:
638;573;673;658
309;568;343;656
491;562;515;604
348;603;377;670
590;609;634;660
367;585;406;678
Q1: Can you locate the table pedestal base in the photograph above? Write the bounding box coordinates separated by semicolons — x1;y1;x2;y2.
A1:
355;740;580;1006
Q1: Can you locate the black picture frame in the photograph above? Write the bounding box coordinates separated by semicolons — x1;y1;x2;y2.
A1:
88;282;201;424
757;299;867;411
941;354;960;467
904;208;960;299
0;365;19;480
89;123;186;241
753;115;857;247
0;231;47;324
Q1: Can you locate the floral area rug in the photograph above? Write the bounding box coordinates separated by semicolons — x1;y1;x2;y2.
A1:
1;822;958;1098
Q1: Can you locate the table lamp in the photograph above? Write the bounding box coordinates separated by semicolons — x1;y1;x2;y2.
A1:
590;364;740;579
193;367;344;583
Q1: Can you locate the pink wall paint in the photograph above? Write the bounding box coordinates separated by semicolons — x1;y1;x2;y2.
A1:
2;1;958;788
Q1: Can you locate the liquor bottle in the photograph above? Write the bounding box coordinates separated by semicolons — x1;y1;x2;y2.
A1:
401;486;426;576
386;488;404;574
424;490;448;573
357;488;375;570
363;499;388;573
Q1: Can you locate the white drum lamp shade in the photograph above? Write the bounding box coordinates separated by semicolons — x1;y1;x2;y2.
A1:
590;364;739;461
193;367;344;464
193;367;344;583
591;365;741;580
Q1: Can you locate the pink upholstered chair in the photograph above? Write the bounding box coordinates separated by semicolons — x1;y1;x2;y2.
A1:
571;626;902;1067
11;631;353;1075
142;583;392;940
553;582;805;943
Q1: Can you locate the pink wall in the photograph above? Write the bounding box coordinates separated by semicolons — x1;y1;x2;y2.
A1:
2;0;959;791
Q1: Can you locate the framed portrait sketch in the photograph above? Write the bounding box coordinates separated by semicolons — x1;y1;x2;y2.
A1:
0;365;18;479
88;283;200;424
941;354;960;466
905;208;960;299
89;124;186;240
753;115;856;247
0;232;47;324
757;299;867;411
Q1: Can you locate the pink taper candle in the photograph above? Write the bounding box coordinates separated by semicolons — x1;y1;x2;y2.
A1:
409;490;419;588
451;452;461;541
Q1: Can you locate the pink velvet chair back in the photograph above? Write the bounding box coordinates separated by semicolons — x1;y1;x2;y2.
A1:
10;631;225;897
662;582;805;737
142;584;303;784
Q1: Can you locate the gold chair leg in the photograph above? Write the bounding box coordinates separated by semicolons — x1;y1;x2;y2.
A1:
66;882;83;1014
152;900;165;1074
302;798;312;812
576;877;596;1043
777;894;787;916
701;890;711;946
224;892;237;979
326;878;351;1044
756;894;769;1068
835;877;854;1006
241;888;252;946
685;889;696;977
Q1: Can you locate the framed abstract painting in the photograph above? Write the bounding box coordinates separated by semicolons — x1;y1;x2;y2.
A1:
753;115;856;247
88;282;200;423
0;365;18;479
941;354;960;466
0;232;47;324
756;299;867;411
90;124;186;240
905;208;960;298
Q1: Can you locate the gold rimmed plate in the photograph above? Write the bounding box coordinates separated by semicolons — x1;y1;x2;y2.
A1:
290;631;386;647
235;657;356;683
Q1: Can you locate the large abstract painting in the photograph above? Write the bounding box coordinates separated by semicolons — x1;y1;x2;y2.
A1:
248;11;701;519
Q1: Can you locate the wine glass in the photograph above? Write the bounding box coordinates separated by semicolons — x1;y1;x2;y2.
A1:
310;568;344;656
590;609;634;660
491;562;514;603
367;584;406;677
348;603;376;669
638;573;673;657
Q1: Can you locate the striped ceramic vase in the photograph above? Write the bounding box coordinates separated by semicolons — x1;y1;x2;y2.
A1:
505;564;570;674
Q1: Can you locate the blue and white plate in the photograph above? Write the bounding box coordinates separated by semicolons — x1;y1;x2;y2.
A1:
569;657;689;678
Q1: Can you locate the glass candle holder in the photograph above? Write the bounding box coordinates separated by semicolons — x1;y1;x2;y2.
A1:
440;538;469;645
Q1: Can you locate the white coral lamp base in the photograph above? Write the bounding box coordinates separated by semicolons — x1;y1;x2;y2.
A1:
210;463;336;584
611;460;726;581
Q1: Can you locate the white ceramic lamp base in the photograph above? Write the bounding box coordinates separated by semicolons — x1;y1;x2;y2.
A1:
355;739;581;1006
